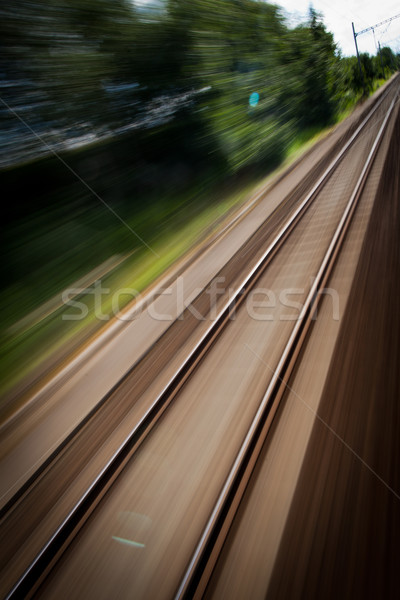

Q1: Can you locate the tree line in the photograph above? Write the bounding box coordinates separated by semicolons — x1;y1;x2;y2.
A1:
1;0;399;181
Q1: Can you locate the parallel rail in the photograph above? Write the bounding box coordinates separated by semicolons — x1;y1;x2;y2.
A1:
4;79;398;599
175;92;399;599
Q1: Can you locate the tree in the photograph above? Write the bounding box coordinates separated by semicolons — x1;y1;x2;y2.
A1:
280;8;338;129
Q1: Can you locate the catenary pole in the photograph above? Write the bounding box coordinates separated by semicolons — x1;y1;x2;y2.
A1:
352;22;366;96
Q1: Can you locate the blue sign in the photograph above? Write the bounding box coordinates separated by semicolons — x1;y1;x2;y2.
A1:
249;92;259;107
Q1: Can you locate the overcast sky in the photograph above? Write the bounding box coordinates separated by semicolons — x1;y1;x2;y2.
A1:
276;1;400;56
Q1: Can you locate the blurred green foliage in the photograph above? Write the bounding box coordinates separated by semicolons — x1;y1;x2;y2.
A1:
2;0;398;168
2;0;399;297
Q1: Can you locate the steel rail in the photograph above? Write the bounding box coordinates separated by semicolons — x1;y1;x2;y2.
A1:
5;82;397;600
174;93;399;600
1;76;394;520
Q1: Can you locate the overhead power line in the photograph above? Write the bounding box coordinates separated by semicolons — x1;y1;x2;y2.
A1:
354;13;400;38
352;13;400;95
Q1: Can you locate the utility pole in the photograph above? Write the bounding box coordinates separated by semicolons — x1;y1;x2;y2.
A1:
352;14;400;93
378;42;384;78
352;22;366;96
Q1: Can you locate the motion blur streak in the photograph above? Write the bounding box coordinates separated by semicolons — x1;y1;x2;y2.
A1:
1;1;399;400
1;1;400;599
30;82;399;600
205;88;400;600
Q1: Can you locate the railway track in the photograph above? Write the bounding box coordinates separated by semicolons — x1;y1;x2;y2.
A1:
177;86;399;600
205;100;400;599
1;75;399;599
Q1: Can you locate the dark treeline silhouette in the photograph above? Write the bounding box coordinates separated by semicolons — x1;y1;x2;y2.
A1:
2;1;398;174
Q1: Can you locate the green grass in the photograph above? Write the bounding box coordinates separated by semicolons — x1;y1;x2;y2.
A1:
0;174;260;397
286;125;327;162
